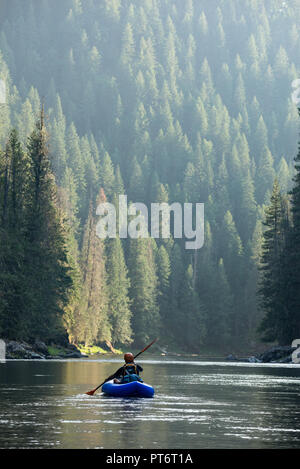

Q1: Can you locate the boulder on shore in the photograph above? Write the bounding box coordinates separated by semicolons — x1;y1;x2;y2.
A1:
6;341;28;358
248;356;261;363
33;340;49;355
4;339;86;359
258;346;295;363
6;341;46;359
225;345;300;364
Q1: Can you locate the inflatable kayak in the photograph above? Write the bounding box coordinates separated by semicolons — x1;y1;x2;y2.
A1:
102;380;154;398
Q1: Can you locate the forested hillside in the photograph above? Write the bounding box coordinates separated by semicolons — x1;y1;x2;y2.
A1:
0;0;299;351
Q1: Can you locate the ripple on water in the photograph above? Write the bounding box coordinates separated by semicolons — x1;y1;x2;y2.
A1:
173;373;300;388
1;361;300;449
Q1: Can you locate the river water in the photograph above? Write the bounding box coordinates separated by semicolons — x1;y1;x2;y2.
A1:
0;357;300;449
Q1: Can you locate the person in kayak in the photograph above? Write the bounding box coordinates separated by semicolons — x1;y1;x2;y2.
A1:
113;353;143;384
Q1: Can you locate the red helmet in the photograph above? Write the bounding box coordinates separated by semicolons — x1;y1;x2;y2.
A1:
124;352;134;363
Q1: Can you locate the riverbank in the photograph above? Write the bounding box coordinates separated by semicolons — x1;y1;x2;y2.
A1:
226;345;300;364
4;339;89;360
3;339;300;364
3;339;155;360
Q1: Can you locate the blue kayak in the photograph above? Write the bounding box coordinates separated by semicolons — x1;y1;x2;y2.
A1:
102;380;154;398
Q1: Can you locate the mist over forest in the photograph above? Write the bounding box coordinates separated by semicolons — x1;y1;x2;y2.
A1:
0;0;299;352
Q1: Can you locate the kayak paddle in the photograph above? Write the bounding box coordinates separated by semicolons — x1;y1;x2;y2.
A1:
85;338;158;396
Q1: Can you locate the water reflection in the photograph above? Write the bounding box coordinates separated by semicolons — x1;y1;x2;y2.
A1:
0;359;300;448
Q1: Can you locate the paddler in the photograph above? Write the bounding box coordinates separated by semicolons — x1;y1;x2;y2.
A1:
113;352;144;384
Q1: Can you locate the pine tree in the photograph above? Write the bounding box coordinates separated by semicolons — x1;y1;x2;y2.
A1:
283;112;300;342
277;157;290;193
24;113;73;341
77;199;110;346
16;98;35;144
106;236;132;346
128;156;145;203
66;123;87;223
168;242;184;340
178;264;206;350
156;244;171;337
128;237;160;347
0;130;29;338
49;98;68;183
207;259;233;348
58;196;82;345
120;23;135;72
219;210;244;340
253;116;268;161
258;180;289;343
255;146;276;204
244;219;264;341
99;151;115;200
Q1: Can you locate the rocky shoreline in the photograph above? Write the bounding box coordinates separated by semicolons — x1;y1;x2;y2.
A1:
226;345;300;364
4;339;87;360
3;340;300;363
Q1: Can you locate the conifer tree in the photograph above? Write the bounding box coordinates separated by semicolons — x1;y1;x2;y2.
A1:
156;244;171;336
207;259;233;348
25;113;73;341
66;123;87;223
282;113;300;342
178;264;206;350
0;130;29;338
168;242;184;340
77;199;110;346
106;236;132;346
100;151;115;201
128;237;160;347
258;180;289;343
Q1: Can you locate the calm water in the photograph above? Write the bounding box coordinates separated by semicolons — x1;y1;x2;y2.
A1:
0;357;300;449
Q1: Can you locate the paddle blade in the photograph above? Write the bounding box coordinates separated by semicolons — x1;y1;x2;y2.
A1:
85;388;97;396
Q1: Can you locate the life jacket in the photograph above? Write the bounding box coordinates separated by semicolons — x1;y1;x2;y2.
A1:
124;362;138;375
122;362;143;383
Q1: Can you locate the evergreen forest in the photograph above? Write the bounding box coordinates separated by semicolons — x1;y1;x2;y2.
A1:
0;0;299;352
